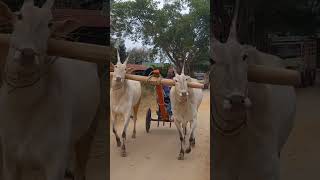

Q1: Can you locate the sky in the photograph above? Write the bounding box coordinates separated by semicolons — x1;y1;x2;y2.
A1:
120;0;190;50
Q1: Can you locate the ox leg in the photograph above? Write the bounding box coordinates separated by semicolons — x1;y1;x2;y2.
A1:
2;145;20;180
74;108;99;180
111;112;121;147
45;151;69;180
132;99;141;139
174;120;184;160
121;111;132;157
186;119;197;154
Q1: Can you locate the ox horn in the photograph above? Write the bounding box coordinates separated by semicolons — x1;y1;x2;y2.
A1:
23;0;34;6
228;0;240;41
116;48;121;63
43;0;55;9
181;59;186;75
123;53;130;65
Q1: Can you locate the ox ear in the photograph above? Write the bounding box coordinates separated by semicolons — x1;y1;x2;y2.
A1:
123;53;130;65
210;58;216;65
211;41;224;63
126;67;134;74
42;0;55;9
110;62;114;68
241;45;258;64
173;66;178;76
51;19;82;38
0;1;17;25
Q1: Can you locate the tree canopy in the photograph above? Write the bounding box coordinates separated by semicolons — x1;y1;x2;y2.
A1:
111;0;210;74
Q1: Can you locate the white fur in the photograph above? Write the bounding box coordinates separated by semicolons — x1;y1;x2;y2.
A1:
0;58;100;180
0;0;100;179
110;50;141;157
212;47;296;180
170;75;203;160
211;1;296;179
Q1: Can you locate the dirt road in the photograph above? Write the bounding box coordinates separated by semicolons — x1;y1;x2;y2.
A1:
281;77;320;179
110;90;210;180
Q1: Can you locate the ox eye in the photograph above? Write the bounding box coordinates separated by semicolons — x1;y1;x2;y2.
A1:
48;22;53;28
17;13;23;20
242;54;248;61
210;58;216;65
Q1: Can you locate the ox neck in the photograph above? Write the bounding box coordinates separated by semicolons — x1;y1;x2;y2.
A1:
111;80;128;94
175;88;193;104
212;94;248;136
0;56;57;107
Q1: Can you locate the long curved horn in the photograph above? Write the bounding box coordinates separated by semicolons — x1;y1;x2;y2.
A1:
123;53;130;65
173;66;178;76
228;0;240;41
116;49;121;63
181;60;186;75
23;0;34;6
43;0;55;9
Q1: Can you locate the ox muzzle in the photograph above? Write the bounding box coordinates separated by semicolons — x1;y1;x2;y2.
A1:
179;91;189;97
14;48;39;67
223;92;252;110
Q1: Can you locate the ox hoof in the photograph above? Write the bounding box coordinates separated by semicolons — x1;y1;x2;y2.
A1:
116;140;121;147
191;140;196;147
65;169;74;179
132;134;136;139
121;151;127;157
185;147;191;154
178;154;184;160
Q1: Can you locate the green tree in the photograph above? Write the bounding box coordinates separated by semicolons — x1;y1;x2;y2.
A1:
127;48;154;64
111;0;210;75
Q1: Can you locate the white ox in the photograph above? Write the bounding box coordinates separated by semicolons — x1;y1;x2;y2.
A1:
211;0;296;179
0;0;100;179
110;50;141;157
170;65;203;160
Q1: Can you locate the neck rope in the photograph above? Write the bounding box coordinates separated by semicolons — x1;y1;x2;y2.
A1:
211;87;249;136
3;56;58;94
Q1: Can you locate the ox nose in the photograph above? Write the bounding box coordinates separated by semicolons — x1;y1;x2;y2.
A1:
20;48;36;66
116;76;122;82
229;95;244;104
223;94;252;110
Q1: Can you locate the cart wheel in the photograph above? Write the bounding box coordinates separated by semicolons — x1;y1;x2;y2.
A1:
146;108;151;133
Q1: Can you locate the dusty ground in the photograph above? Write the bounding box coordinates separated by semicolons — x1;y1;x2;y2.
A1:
281;73;320;179
110;88;210;180
110;73;320;180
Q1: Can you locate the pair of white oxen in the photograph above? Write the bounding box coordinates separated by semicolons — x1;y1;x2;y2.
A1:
110;50;204;160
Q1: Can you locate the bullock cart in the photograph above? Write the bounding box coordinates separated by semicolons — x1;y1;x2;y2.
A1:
0;33;109;180
110;69;205;133
145;69;174;133
110;63;300;133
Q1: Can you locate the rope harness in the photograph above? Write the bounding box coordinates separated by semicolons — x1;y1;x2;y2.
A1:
3;56;58;94
211;85;249;136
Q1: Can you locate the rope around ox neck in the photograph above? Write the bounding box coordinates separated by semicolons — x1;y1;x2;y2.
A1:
3;56;58;94
211;92;248;136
